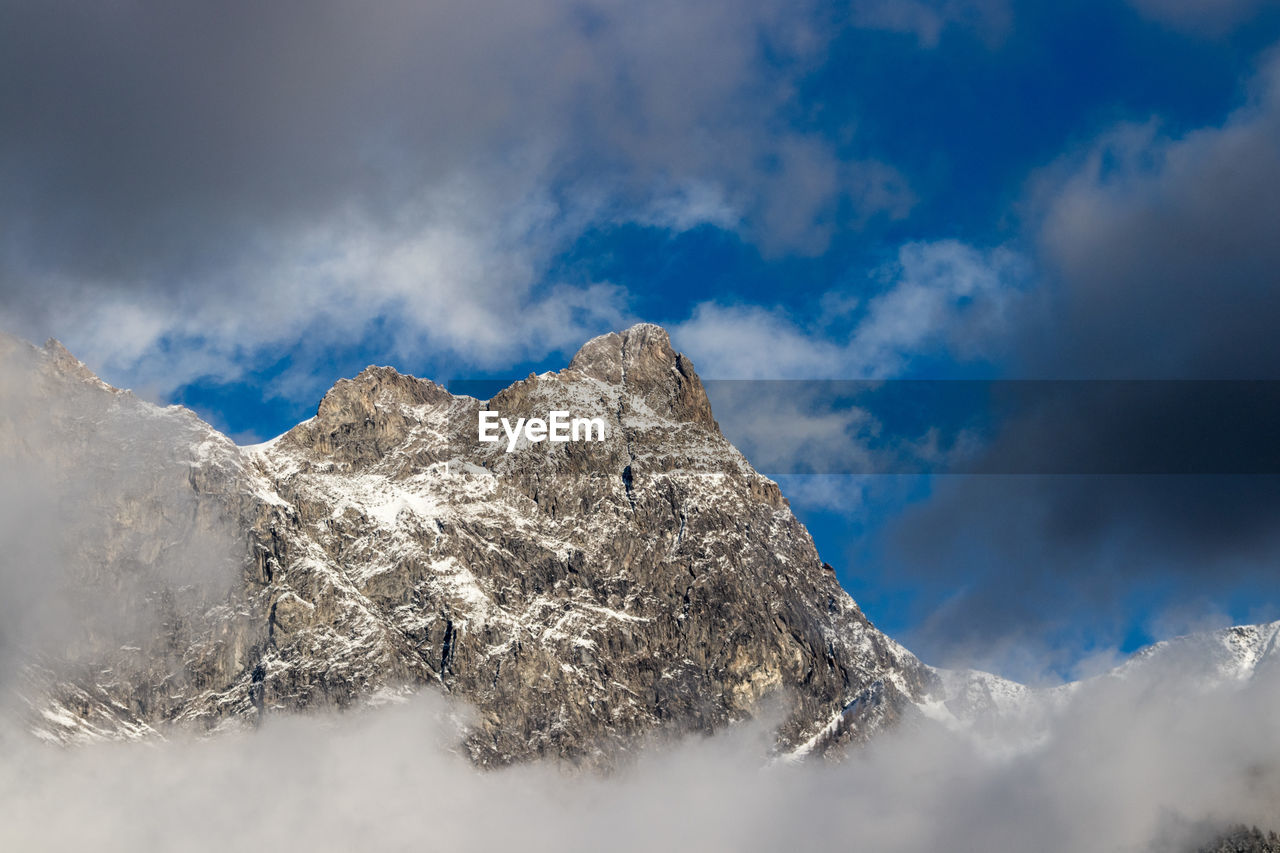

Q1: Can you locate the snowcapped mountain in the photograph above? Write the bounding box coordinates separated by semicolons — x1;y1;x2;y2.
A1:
5;324;1275;770
917;621;1280;760
2;324;935;765
1114;622;1280;686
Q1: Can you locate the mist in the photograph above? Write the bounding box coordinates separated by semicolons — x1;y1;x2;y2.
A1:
1;657;1277;852
0;336;245;704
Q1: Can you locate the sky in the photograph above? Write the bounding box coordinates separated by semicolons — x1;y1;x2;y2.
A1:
3;0;1280;678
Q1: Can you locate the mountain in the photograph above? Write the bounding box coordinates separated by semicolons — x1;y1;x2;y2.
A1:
10;323;1278;771
919;620;1280;760
1;324;936;765
1114;621;1280;686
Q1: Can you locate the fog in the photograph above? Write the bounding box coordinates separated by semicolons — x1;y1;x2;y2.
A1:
1;660;1278;852
0;337;244;697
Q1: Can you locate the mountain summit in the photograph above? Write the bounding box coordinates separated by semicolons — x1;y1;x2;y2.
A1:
6;325;934;764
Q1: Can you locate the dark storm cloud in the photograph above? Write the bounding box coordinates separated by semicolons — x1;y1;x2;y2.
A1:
1;1;414;283
0;0;916;395
882;55;1280;666
1032;107;1280;379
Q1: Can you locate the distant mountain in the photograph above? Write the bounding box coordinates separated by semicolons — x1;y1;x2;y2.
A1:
1116;622;1280;685
1;325;936;765
918;621;1280;762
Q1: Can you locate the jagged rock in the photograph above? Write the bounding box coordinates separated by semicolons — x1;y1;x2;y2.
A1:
2;324;935;765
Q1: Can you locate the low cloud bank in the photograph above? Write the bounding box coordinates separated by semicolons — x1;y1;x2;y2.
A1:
2;656;1279;852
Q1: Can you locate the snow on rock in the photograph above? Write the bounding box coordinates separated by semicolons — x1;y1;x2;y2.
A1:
4;326;931;765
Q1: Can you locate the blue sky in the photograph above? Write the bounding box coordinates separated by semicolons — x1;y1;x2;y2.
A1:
4;0;1280;679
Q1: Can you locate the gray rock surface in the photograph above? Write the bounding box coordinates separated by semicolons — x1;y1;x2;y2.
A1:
2;324;936;765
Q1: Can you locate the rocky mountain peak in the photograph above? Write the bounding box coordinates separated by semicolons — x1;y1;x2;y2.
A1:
567;322;677;383
0;333;107;390
315;364;452;423
567;322;716;429
42;337;85;368
9;326;935;767
278;365;457;467
38;338;113;390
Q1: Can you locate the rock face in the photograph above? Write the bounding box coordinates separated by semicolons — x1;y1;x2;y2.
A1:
2;324;936;765
0;333;266;741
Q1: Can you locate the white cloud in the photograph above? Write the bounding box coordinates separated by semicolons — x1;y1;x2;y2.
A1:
707;381;881;479
39;174;635;401
1126;0;1279;34
4;662;1280;851
672;240;1024;511
674;240;1026;379
851;0;1013;48
850;240;1025;374
0;0;913;401
674;304;852;379
772;474;874;515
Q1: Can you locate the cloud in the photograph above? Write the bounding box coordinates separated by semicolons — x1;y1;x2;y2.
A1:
1031;60;1280;379
47;175;635;401
0;337;243;692
879;52;1280;665
851;0;1013;48
849;241;1026;375
705;381;883;481
771;474;875;515
4;651;1280;851
665;240;1024;511
1126;0;1280;35
674;240;1026;380
0;0;911;400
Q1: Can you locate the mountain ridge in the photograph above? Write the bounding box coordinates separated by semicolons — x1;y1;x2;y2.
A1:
3;325;935;765
6;325;1276;770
